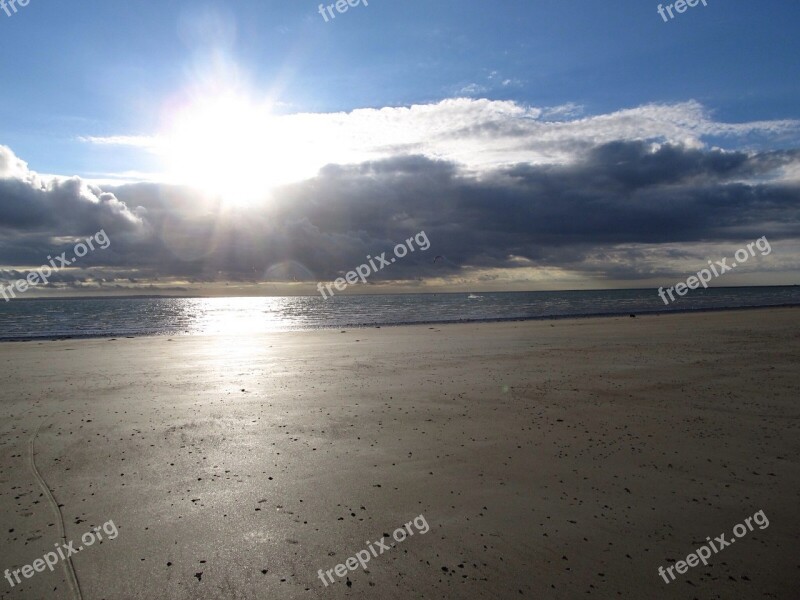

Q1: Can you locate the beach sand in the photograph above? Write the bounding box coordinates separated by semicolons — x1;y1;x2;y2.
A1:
0;307;798;599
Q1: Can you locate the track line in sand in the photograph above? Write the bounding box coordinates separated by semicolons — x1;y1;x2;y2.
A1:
29;420;83;600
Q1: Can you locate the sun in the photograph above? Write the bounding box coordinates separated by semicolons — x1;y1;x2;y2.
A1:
161;93;287;205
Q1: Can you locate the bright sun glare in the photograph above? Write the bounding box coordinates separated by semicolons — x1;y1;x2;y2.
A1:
162;94;291;205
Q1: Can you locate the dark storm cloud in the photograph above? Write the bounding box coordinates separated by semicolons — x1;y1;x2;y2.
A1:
1;141;799;286
259;142;799;278
0;145;146;286
0;146;142;236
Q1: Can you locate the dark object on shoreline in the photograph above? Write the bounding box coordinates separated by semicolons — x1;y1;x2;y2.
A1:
630;314;636;318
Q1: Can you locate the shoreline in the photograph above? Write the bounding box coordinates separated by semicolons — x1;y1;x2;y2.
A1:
2;302;799;343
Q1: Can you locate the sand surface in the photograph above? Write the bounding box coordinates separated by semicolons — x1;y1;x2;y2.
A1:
0;308;798;599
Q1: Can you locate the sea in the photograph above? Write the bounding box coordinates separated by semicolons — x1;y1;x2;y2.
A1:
0;286;798;341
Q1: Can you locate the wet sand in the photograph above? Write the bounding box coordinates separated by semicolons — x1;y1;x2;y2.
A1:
0;307;798;599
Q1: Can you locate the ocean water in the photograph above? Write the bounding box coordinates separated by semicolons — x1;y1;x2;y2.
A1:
0;287;798;341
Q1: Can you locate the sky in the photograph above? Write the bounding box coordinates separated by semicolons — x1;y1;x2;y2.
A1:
0;0;799;296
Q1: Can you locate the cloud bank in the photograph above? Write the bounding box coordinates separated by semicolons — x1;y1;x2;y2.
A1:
2;99;799;294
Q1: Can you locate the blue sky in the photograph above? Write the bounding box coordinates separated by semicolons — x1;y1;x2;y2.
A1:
2;0;799;176
1;0;799;296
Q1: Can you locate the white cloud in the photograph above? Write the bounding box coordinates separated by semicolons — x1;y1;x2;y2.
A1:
78;135;161;148
458;83;489;95
81;99;800;187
